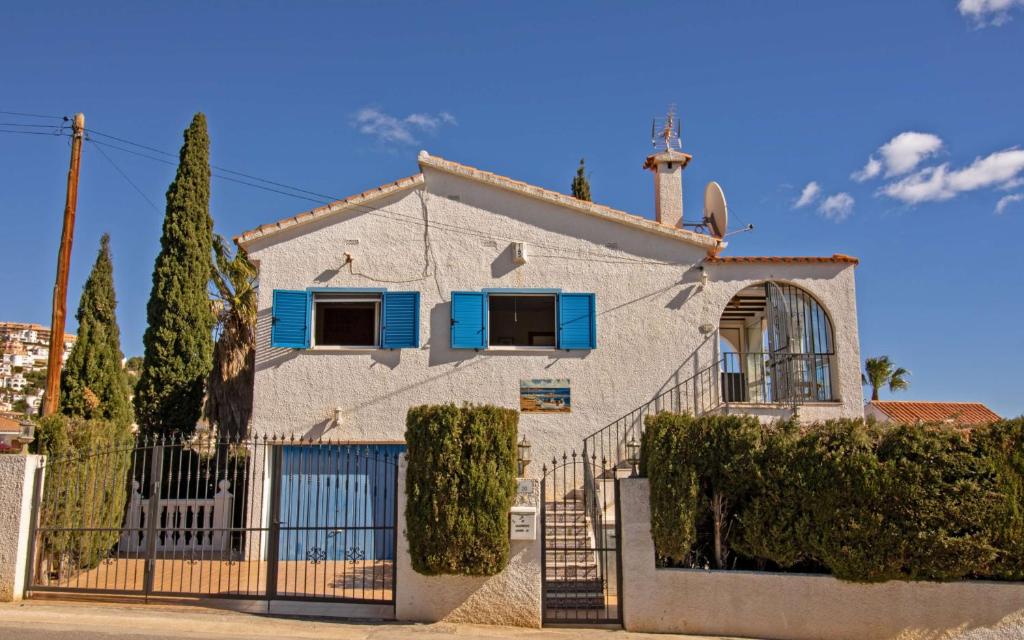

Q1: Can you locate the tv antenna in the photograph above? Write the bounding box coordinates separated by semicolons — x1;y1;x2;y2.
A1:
651;105;682;153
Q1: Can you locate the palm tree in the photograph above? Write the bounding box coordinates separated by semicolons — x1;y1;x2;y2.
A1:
862;356;910;401
204;235;257;439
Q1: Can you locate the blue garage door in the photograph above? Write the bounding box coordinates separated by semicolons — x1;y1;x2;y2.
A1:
276;444;402;602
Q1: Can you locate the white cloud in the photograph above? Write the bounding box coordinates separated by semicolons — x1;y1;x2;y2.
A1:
818;192;855;222
851;156;882;182
996;193;1024;214
881;148;1024;204
958;0;1024;26
352;107;457;145
881;132;944;176
853;132;944;182
793;181;821;208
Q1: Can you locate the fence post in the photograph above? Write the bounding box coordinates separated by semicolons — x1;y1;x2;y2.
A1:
142;444;164;598
0;454;45;601
265;444;282;600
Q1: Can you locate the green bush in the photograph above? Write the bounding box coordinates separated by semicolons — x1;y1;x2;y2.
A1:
645;415;1022;583
642;412;698;565
975;418;1024;580
34;414;134;573
642;413;761;568
405;403;517;576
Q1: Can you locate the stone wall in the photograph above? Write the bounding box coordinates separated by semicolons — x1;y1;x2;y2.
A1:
619;478;1024;640
0;454;44;602
394;460;542;627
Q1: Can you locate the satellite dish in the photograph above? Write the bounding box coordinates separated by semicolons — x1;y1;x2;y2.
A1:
704;181;728;239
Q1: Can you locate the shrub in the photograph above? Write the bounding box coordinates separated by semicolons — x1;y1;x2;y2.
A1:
34;414;134;573
405;403;517;576
643;413;761;568
645;415;1020;583
975;418;1024;580
642;412;698;565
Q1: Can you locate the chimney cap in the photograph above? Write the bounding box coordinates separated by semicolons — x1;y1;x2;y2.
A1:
643;149;692;171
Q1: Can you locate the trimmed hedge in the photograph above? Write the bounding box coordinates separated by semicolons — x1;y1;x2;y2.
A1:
644;414;1024;582
405;403;517;576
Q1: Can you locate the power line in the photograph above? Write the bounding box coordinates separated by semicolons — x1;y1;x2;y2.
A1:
88;139;162;214
0;128;69;137
86;127;688;266
0;110;66;120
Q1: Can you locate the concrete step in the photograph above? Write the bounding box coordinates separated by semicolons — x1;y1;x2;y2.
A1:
544;577;604;592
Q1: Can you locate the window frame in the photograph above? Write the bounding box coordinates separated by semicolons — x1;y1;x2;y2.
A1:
309;288;385;350
484;289;560;351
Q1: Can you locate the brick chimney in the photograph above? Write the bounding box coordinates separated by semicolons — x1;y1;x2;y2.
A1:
643;149;692;228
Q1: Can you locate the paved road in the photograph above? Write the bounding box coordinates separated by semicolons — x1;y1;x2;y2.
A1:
0;602;732;640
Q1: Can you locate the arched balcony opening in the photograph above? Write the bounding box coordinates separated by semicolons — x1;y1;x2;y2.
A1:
719;282;836;404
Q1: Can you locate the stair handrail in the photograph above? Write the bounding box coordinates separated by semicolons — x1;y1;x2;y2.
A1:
582;356;725;474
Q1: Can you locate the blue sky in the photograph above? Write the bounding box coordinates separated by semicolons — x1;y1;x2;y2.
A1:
2;2;1022;416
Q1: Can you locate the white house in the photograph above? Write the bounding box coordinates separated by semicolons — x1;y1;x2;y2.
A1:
237;143;864;472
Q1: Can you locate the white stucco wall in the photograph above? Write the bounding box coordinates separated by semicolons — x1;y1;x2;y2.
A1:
246;164;863;470
394;460;541;627
0;454;43;602
619;478;1024;640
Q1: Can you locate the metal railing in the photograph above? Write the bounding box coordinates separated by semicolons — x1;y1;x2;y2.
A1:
720;352;835;405
582;358;724;479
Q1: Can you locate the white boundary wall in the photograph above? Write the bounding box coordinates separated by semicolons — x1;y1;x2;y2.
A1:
619;478;1024;640
0;454;44;602
394;459;542;627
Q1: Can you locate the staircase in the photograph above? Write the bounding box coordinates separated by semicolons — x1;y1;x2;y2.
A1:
543;494;604;611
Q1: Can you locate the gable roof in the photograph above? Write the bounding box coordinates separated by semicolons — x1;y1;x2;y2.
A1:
235;151;722;250
418;152;720;250
868;401;1001;425
235;174;425;246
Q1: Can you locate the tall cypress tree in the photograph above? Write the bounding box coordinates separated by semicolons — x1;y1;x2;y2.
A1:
60;234;133;427
571;158;592;202
134;113;215;437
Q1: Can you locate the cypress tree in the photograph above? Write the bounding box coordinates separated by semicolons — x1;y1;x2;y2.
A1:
134;113;215;437
59;233;133;427
571;157;592;201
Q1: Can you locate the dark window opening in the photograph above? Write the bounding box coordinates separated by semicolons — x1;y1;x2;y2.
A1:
314;295;379;347
488;295;556;347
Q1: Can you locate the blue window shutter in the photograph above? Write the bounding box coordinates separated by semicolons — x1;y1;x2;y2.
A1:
558;293;596;350
451;291;487;349
381;291;420;349
271;290;310;348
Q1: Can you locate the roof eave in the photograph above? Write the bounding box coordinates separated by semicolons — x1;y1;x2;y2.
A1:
234;174;425;247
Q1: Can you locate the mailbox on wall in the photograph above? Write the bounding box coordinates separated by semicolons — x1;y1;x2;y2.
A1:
510;505;537;540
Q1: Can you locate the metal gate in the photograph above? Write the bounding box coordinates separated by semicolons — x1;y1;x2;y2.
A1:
541;452;621;625
25;435;399;607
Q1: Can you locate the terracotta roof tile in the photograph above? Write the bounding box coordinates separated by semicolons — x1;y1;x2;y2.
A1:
869;401;1001;425
706;254;859;265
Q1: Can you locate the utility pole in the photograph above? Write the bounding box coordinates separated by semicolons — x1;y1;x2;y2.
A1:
42;112;84;417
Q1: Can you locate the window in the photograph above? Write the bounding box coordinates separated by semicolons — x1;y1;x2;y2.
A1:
271;289;420;350
488;294;556;348
313;293;380;347
450;290;595;351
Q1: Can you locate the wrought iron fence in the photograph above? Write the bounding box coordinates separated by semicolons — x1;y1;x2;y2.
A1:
26;434;399;605
720;352;835;404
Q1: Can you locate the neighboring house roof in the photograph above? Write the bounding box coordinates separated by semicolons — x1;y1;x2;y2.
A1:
868;401;1001;425
0;414;22;434
236;151;722;251
706;254;859;265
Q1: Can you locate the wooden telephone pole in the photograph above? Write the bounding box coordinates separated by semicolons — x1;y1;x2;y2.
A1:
42;112;85;417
